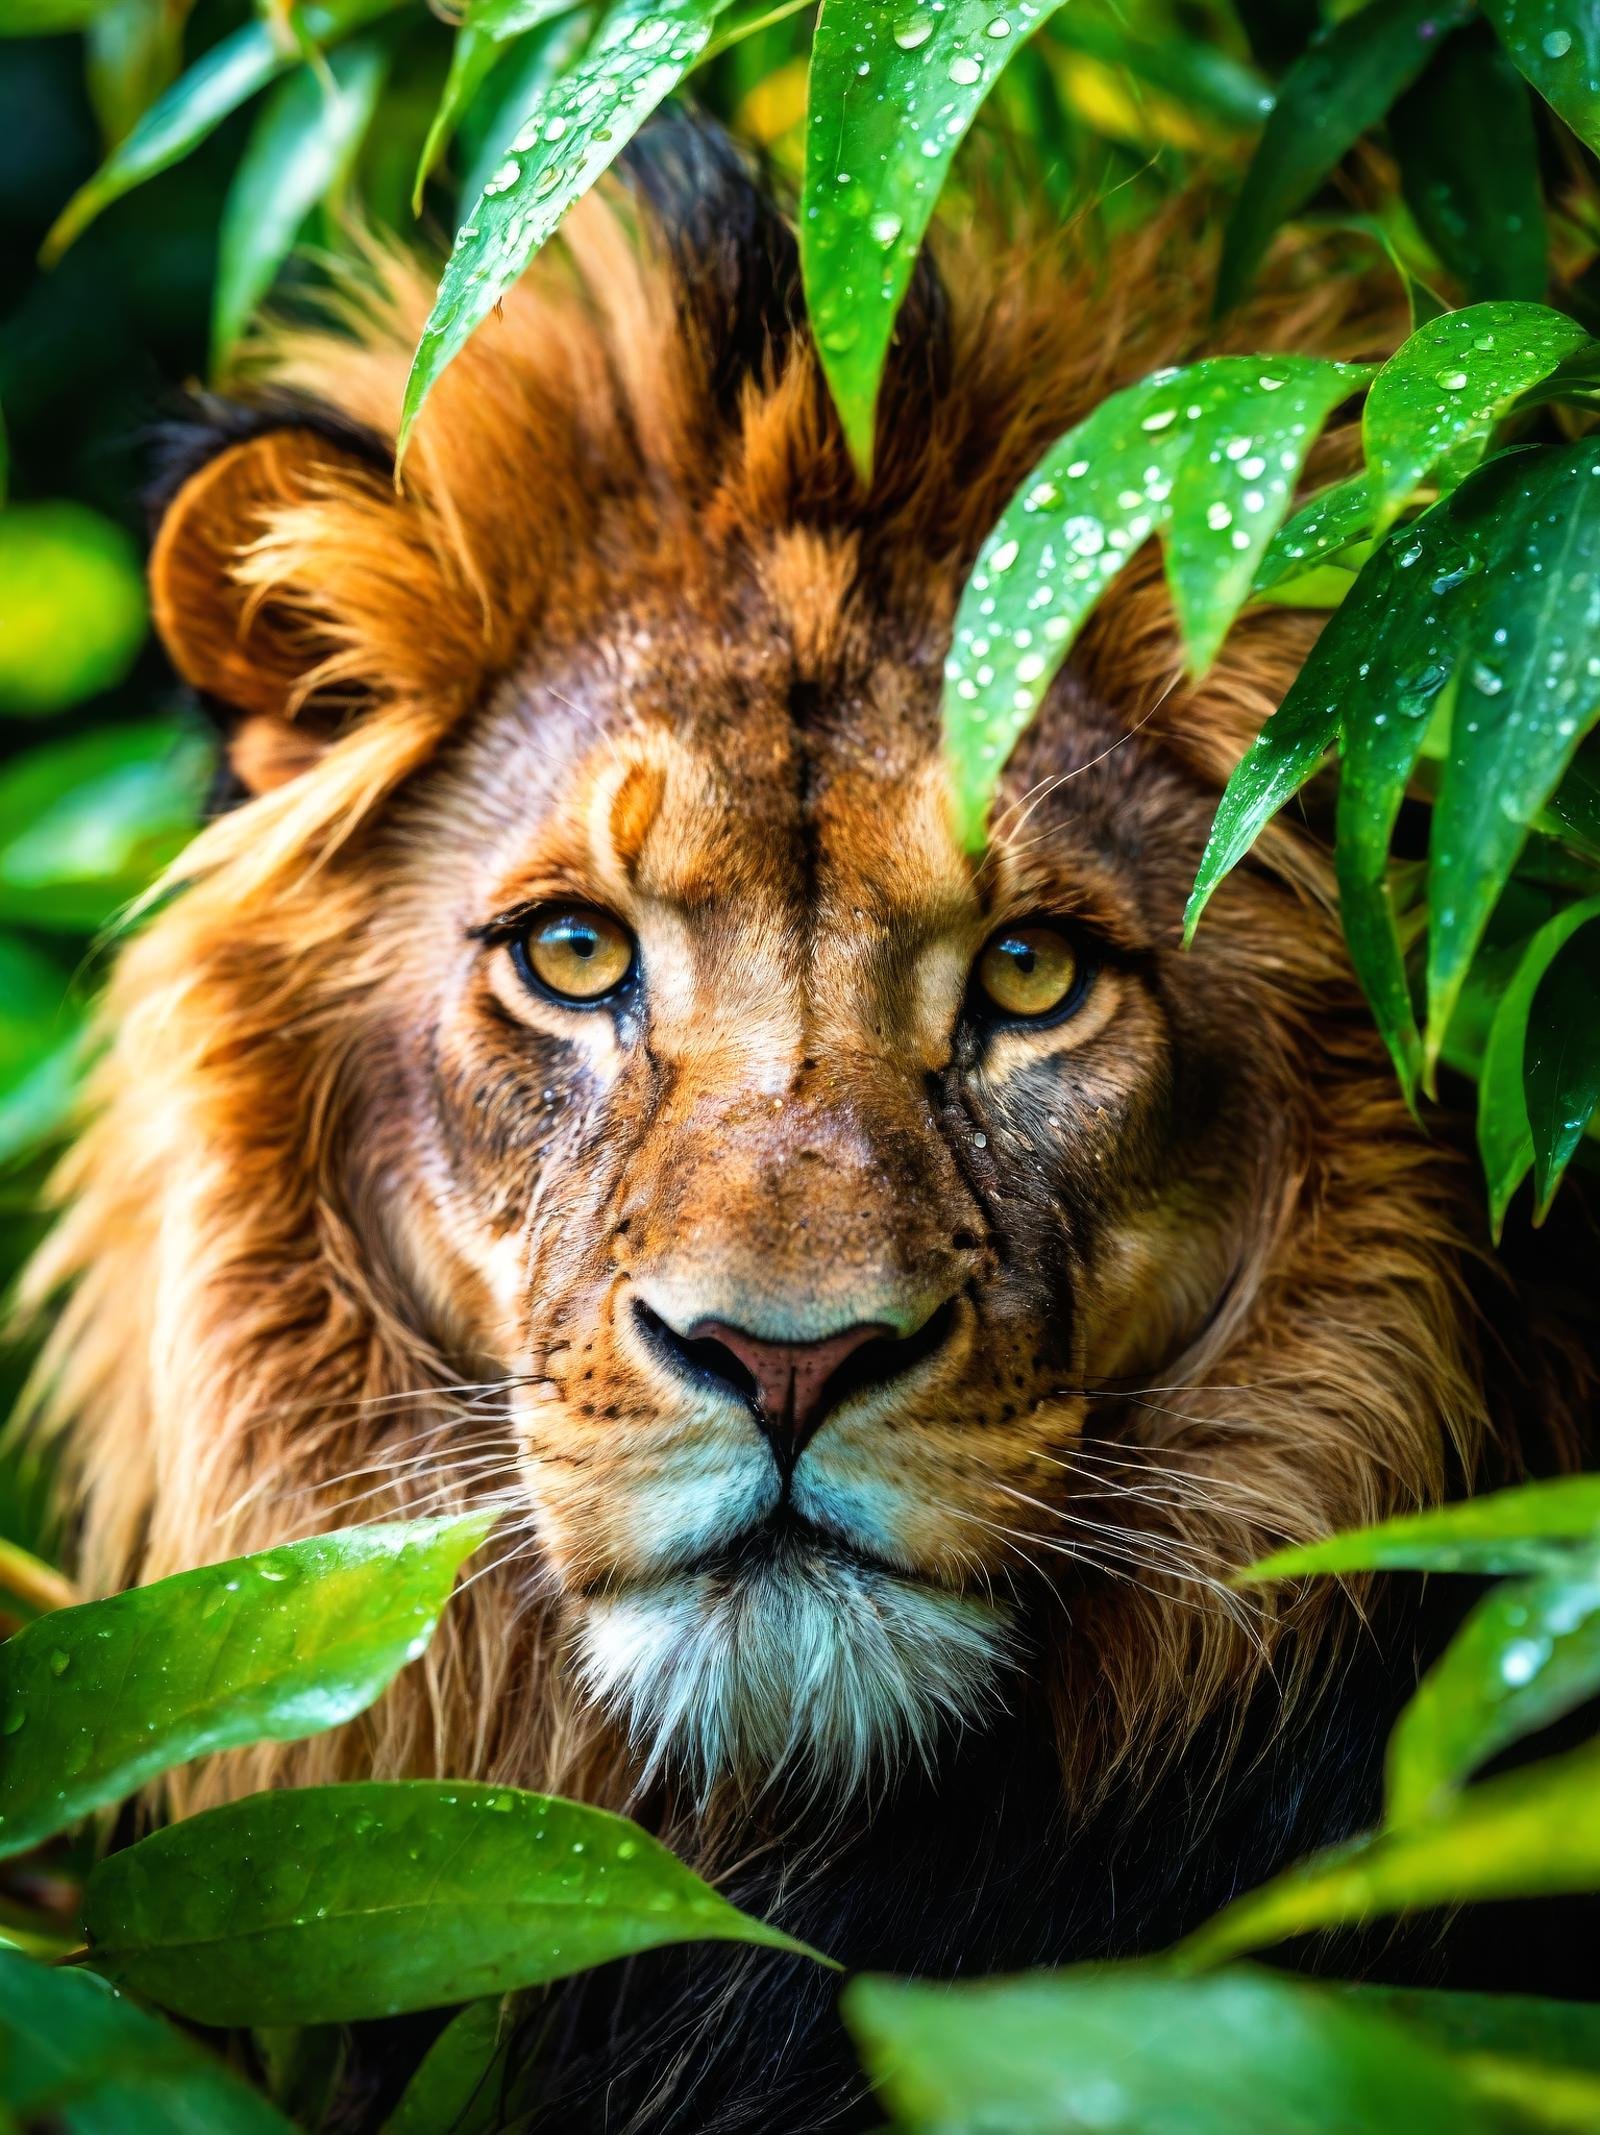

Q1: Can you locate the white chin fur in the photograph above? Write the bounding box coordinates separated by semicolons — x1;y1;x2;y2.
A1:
574;1543;1012;1799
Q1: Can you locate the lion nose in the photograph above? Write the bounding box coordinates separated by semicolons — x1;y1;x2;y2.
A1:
688;1319;889;1465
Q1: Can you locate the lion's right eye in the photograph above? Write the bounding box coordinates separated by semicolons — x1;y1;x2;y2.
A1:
512;906;636;1005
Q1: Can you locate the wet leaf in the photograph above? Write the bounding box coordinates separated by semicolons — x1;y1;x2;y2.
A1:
212;38;388;367
0;503;145;718
399;0;731;463
1484;0;1600;158
42;0;401;260
1363;301;1589;525
0;1953;295;2132
0;1516;490;1861
1427;439;1600;1068
455;9;595;214
1175;1731;1600;1970
0;721;208;934
1387;1567;1600;1824
1392;23;1547;304
1241;1475;1600;1581
844;1964;1501;2134
85;1781;835;2024
1477;895;1600;1232
1526;914;1600;1215
1215;0;1473;316
383;1997;510;2135
1254;471;1376;590
943;355;1360;851
801;0;1069;480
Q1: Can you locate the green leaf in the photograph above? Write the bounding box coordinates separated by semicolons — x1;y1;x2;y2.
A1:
1241;1475;1600;1581
844;1964;1502;2135
84;1781;835;2025
0;1952;294;2133
414;27;501;212
1427;438;1600;1067
1392;24;1547;305
1343;1984;1600;2075
1483;0;1600;158
801;0;1071;481
1044;16;1274;132
1387;1567;1600;1825
1526;914;1600;1214
1478;896;1600;1232
1363;301;1589;526
0;1517;489;1862
398;0;730;464
41;0;400;261
0;503;146;718
943;355;1361;851
0;0;130;31
1175;1731;1600;1970
0;933;83;1168
0;721;208;934
1215;0;1473;316
212;39;388;369
1254;470;1376;591
383;1997;510;2135
455;9;595;214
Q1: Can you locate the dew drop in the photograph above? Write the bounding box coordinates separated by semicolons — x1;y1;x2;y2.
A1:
989;537;1020;572
1543;28;1573;57
948;54;981;83
1437;370;1469;391
894;14;933;47
984;14;1011;35
1140;407;1177;433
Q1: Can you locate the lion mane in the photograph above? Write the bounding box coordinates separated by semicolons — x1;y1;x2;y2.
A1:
22;114;1592;2132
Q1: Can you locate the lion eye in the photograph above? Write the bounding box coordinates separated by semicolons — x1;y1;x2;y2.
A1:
515;906;635;1004
975;924;1083;1021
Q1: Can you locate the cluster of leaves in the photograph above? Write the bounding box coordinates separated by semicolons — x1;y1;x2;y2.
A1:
10;1482;1600;2129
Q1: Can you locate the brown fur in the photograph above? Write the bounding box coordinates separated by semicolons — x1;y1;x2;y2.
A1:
23;144;1586;1865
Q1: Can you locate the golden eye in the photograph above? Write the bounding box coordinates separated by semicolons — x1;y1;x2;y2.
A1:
515;906;635;1004
975;924;1083;1021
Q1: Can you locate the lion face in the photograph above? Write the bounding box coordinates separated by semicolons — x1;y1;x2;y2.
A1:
356;574;1271;1791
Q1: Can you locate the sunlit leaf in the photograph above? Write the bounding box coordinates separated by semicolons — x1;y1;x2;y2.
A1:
1043;16;1273;131
844;1965;1501;2134
1483;0;1600;158
0;1952;294;2133
1526;914;1600;1215
1427;438;1600;1069
399;0;731;463
0;1516;490;1861
1392;23;1547;304
801;0;1070;480
41;0;400;260
455;8;595;213
1362;301;1588;525
0;0;130;30
1387;1568;1600;1825
1254;470;1375;590
212;37;388;368
0;503;145;718
1478;895;1600;1232
1175;1732;1600;1969
0;721;208;934
943;355;1361;851
383;1997;510;2135
1215;0;1473;315
1242;1475;1600;1581
85;1781;834;2024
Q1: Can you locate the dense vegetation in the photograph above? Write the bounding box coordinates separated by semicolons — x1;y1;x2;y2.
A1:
4;0;1600;2126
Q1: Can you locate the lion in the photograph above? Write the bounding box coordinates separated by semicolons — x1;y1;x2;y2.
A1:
24;112;1594;2131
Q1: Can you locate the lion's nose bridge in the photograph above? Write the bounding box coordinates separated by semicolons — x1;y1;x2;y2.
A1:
629;1059;970;1340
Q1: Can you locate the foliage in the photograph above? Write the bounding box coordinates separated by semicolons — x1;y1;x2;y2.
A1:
5;0;1600;2124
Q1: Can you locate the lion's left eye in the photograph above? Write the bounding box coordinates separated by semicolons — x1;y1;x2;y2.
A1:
975;924;1085;1021
513;906;636;1004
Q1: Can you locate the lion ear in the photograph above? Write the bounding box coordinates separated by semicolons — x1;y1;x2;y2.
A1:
148;408;397;796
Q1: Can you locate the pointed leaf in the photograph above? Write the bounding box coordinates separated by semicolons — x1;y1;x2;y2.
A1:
398;0;731;463
1526;916;1600;1214
212;39;388;369
1176;1732;1600;1970
944;356;1357;852
0;1953;295;2134
801;0;1070;481
1363;301;1589;525
1478;898;1600;1232
844;1965;1501;2135
1427;439;1600;1065
1484;0;1600;158
41;0;400;261
1215;0;1473;316
1241;1475;1600;1581
84;1781;835;2024
1254;471;1376;592
413;26;501;212
383;1997;510;2135
1387;1567;1600;1825
0;1516;490;1861
456;10;595;213
1392;23;1547;304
